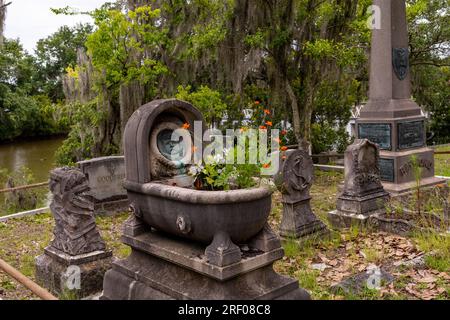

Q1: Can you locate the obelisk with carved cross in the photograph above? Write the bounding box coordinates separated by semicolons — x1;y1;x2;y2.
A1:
356;0;446;195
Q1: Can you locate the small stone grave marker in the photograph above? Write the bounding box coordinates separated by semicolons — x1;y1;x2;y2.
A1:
77;156;129;215
328;139;390;228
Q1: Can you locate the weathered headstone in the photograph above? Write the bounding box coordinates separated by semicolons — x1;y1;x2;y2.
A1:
35;167;112;298
275;149;329;241
328;139;390;228
356;0;446;195
77;156;129;215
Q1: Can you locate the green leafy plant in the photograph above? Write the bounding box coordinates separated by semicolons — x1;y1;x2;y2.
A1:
175;85;228;127
188;148;261;191
187;105;283;191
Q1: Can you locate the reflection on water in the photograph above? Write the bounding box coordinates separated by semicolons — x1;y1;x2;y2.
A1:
0;136;65;182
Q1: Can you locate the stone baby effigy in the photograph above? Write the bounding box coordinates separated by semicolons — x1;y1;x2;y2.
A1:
101;98;310;300
35;167;112;298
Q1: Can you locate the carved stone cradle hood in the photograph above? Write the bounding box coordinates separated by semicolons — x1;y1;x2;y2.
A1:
123;99;273;246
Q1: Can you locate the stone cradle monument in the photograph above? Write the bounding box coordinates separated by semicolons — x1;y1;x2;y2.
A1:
275;149;329;241
101;99;310;300
356;0;446;195
35;167;112;298
77;156;129;216
328;139;390;228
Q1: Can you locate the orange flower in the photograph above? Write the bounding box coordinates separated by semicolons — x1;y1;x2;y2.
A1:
182;123;190;130
281;130;287;136
262;163;271;169
260;125;267;130
254;101;260;105
240;127;248;133
265;121;273;127
281;146;288;151
264;109;271;115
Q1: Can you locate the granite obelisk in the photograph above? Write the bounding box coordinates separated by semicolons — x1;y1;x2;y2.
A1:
356;0;446;195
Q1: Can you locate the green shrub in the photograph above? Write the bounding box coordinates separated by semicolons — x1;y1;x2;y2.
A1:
55;100;104;165
176;85;228;127
311;122;350;154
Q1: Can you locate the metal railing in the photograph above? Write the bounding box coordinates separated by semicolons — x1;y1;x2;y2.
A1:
0;181;49;194
0;181;50;221
0;179;57;300
0;258;58;300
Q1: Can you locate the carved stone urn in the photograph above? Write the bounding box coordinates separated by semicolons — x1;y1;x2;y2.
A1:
101;99;310;300
122;98;274;265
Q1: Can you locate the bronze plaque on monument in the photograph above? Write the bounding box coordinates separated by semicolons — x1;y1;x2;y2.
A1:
358;123;392;150
379;158;395;182
398;120;425;150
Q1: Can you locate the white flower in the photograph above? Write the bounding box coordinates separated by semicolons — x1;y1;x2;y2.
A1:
213;153;224;163
188;164;203;176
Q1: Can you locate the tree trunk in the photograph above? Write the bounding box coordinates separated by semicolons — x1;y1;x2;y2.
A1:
285;79;304;149
302;86;314;154
119;80;144;142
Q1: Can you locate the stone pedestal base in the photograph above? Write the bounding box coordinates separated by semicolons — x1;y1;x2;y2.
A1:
336;190;390;215
383;176;448;197
35;246;112;298
328;190;390;229
328;210;378;228
279;199;330;243
101;229;310;300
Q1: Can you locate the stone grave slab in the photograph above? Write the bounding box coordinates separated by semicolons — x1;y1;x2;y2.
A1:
77;156;129;215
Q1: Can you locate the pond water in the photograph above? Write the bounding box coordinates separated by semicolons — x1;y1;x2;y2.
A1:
0;136;65;183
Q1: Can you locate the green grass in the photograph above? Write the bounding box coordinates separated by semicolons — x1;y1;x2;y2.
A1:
295;269;333;299
0;211;131;299
282;238;300;258
435;146;450;177
59;288;80;300
311;170;343;222
361;247;383;264
1;279;16;290
96;212;131;259
341;224;367;242
413;231;450;272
